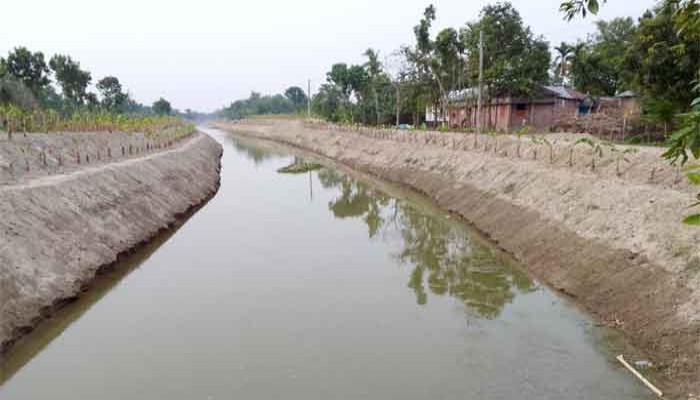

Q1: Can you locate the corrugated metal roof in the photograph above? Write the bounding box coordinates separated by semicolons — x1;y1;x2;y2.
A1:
448;87;481;101
543;86;585;100
448;85;585;102
616;90;637;98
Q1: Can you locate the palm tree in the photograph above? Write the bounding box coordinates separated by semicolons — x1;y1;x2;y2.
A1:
554;42;573;79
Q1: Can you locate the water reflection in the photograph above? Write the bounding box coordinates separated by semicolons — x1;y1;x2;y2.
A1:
231;140;278;165
318;169;535;319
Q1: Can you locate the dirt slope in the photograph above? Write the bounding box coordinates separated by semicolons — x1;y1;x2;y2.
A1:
218;118;699;399
0;132;222;353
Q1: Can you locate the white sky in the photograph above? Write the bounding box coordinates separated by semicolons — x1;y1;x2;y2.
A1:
1;0;658;112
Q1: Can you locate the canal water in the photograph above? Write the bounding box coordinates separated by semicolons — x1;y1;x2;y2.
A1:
0;128;653;399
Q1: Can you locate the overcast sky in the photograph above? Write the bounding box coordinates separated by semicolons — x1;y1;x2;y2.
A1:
1;0;658;112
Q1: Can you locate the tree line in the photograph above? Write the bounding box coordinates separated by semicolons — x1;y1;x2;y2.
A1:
305;0;700;132
311;3;550;126
218;87;308;119
0;46;174;117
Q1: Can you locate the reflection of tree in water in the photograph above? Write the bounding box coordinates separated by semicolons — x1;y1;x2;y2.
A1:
317;169;535;319
317;169;390;239
231;140;277;165
277;157;322;174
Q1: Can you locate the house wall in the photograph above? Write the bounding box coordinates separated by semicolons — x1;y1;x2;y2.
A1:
620;97;641;117
448;96;581;132
448;99;512;131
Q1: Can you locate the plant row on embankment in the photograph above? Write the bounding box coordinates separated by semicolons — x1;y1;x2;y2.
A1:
304;120;694;189
0;106;195;138
0;46;191;137
0;127;196;185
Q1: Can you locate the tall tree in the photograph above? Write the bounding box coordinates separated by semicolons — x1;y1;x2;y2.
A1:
4;47;50;98
553;42;573;80
312;83;345;122
623;4;697;107
97;76;129;112
406;5;460;124
567;17;637;98
152;97;172;115
49;54;92;106
462;2;550;98
363;48;389;125
284;86;308;110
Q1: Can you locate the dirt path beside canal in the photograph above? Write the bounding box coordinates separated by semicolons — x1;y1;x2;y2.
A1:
218;118;700;399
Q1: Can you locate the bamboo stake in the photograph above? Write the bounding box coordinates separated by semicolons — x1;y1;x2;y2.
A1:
616;355;662;397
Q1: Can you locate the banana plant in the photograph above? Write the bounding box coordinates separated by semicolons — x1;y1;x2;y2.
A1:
608;144;638;176
575;137;604;171
529;135;543;160
541;137;558;164
515;125;532;158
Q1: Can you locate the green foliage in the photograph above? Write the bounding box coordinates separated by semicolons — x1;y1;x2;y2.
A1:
664;90;700;224
312;48;396;125
284;86;308;110
0;45;170;120
624;3;699;108
462;3;550;99
663;104;700;164
312;84;346;122
684;165;700;225
575;137;605;170
566;18;636;96
3;47;50;97
0;76;39;109
152;98;172;116
608;144;638;175
49;54;92;106
0;104;193;138
553;42;573;82
97;76;129;112
312;2;551;127
560;0;604;20
643;98;677;135
220;91;295;120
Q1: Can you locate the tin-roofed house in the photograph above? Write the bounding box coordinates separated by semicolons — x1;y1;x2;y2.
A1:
445;85;586;132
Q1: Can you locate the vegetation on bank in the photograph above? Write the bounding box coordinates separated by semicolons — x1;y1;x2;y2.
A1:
559;0;700;223
0;46;190;136
218;87;308;120
0;105;195;139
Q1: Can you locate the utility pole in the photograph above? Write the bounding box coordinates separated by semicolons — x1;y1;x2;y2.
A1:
307;79;312;119
477;29;484;135
395;83;400;128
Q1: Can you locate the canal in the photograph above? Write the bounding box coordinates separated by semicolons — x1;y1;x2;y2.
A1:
0;128;653;399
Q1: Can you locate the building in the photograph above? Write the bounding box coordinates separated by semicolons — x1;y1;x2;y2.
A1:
444;85;586;132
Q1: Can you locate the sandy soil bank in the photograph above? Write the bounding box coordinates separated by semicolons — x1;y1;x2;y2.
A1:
0;130;188;185
218;118;699;399
0;131;222;353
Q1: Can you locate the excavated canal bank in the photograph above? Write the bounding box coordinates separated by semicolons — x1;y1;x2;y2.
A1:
218;119;700;399
0;131;222;354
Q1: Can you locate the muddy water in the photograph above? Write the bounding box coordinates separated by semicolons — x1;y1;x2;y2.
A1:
0;128;653;399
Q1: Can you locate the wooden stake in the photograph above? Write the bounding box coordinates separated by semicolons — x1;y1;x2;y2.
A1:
616;355;662;397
